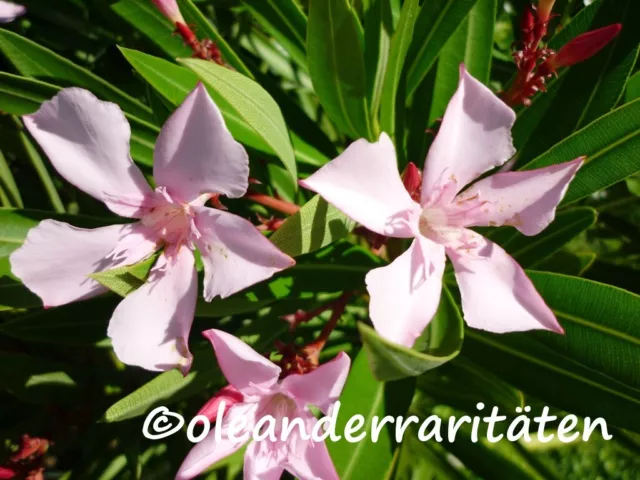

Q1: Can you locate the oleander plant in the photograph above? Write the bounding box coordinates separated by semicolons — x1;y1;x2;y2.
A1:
0;0;639;479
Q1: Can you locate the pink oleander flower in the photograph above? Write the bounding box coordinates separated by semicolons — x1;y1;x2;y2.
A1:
301;66;584;348
176;329;350;480
151;0;185;24
10;85;295;373
0;1;25;23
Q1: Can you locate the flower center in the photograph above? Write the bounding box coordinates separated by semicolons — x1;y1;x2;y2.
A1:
140;188;199;246
418;206;449;237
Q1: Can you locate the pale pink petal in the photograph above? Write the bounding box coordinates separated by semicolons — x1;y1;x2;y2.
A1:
244;441;285;480
23;89;153;217
176;403;255;480
194;207;294;301
10;221;157;308
153;83;249;203
280;352;350;414
300;133;420;238
285;433;339;480
453;158;584;235
0;1;25;23
152;0;185;24
449;233;563;333
366;236;445;347
421;66;516;206
107;248;197;373
202;329;281;396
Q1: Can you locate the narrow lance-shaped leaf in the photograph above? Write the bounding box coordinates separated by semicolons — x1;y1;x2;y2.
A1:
307;0;374;140
379;0;420;139
428;0;496;123
0;30;153;121
520;98;640;205
405;0;478;97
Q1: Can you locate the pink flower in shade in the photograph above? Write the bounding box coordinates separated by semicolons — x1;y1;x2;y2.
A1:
176;329;350;480
151;0;185;24
301;66;584;348
10;84;295;373
0;1;25;23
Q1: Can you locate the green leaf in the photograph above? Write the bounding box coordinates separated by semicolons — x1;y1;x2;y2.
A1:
327;350;415;480
488;207;597;268
626;71;640;103
428;0;496;123
521;99;640;205
462;330;640;433
358;286;463;381
514;0;639;166
364;0;393;119
0;72;159;167
179;58;298;184
405;0;478;97
0;150;22;208
0;29;153;122
112;0;191;58
379;0;419;139
177;0;252;78
535;251;596;277
528;272;640;391
307;0;373;139
269;194;356;257
90;256;157;297
241;0;308;68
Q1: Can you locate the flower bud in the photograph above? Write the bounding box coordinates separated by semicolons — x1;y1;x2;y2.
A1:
152;0;185;25
195;385;243;424
537;0;555;23
551;24;622;69
401;162;422;202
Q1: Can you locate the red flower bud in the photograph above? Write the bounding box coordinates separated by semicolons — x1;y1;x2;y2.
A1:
551;24;622;69
401;162;422;202
195;385;243;424
0;467;16;479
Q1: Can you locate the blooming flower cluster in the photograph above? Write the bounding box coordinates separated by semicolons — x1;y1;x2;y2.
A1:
7;1;603;478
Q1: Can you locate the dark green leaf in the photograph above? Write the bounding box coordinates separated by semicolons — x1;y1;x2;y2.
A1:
0;29;153;121
405;0;478;97
307;0;373;139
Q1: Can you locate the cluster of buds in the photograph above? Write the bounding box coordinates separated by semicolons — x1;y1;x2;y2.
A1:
151;0;223;64
0;435;50;480
503;0;621;106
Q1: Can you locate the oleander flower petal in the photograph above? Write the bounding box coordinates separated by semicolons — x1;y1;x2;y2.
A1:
23;88;153;218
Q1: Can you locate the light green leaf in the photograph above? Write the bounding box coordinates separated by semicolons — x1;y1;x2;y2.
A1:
241;0;308;68
307;0;373;139
0;29;153;121
379;0;419;139
90;256;157;297
269;194;355;257
179;58;297;184
358;286;463;381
